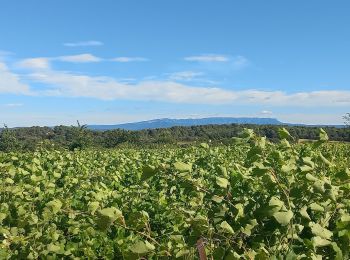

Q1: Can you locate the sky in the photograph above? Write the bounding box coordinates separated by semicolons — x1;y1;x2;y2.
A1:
1;0;350;127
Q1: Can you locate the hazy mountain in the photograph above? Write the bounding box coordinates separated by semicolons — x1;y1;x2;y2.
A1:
88;117;284;130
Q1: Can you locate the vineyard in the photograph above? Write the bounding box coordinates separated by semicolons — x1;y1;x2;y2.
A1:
0;128;349;259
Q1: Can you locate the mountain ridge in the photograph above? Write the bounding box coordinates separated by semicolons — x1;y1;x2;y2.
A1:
88;117;285;130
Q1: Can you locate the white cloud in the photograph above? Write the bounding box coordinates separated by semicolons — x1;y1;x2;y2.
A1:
0;62;31;94
260;110;273;116
63;41;103;47
5;58;350;108
17;58;50;70
27;69;237;103
184;54;229;62
22;66;350;107
111;57;148;62
168;71;204;81
57;54;102;63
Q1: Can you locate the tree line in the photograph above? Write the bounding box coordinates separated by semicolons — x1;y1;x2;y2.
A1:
0;121;349;152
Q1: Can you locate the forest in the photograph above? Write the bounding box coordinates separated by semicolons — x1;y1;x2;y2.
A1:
0;123;349;152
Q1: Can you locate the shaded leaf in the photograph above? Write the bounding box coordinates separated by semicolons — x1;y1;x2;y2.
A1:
129;240;155;254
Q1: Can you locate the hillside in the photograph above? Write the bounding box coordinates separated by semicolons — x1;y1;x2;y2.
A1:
88;117;284;130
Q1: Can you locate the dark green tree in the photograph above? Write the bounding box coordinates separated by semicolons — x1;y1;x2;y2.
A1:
68;121;93;150
0;125;20;152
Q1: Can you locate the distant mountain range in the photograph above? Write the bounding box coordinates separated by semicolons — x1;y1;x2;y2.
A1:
88;117;285;130
0;117;344;131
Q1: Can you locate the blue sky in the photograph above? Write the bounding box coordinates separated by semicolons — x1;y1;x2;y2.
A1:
1;0;350;126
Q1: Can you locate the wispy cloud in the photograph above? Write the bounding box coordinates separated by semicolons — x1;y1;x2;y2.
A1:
277;113;345;125
111;57;148;62
63;41;103;47
184;54;250;71
184;54;229;62
236;90;350;106
231;56;250;70
0;50;14;58
0;62;31;95
167;71;204;81
17;54;101;67
3;103;24;107
56;54;102;63
18;54;147;65
17;58;51;70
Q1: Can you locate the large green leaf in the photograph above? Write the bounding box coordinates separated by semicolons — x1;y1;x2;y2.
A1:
129;240;155;254
216;177;229;188
45;199;62;214
141;165;157;181
310;223;333;240
319;128;329;141
269;197;284;212
173;162;192;172
311;236;331;247
299;206;311;220
220;221;235;234
278;128;292;140
96;207;123;230
273;210;293;226
310;203;324;212
241;219;258;236
87;201;100;214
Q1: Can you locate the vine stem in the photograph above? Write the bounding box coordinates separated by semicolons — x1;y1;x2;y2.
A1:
114;222;163;248
269;169;291;209
196;238;207;260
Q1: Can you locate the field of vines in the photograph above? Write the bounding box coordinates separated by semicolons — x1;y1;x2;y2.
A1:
0;128;349;259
